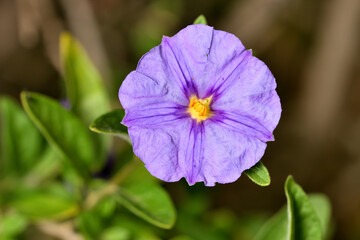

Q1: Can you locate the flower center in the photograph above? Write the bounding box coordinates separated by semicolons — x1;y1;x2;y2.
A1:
188;96;212;122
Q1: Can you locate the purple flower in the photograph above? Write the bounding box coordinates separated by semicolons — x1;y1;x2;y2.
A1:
119;25;281;186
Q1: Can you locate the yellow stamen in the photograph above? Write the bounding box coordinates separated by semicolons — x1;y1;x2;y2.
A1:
188;96;212;122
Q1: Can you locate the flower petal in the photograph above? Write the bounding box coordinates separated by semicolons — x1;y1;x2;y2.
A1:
175;120;267;186
160;25;214;98
119;71;187;127
122;105;186;128
128;112;268;186
210;111;275;142
177;121;205;185
128;121;187;182
199;29;247;97
209;51;276;99
134;46;189;105
199;121;267;186
211;55;281;135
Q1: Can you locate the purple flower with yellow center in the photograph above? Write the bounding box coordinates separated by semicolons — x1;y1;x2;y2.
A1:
119;25;281;186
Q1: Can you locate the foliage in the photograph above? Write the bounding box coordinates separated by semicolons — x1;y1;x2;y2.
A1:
255;176;332;240
193;15;208;25
244;161;271;186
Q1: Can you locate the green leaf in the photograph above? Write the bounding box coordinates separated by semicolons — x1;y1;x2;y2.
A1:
60;32;111;126
255;184;332;240
116;182;176;229
308;194;332;239
254;208;287;240
78;211;103;240
24;147;62;184
0;212;27;238
20;91;95;180
90;109;131;144
285;176;322;240
9;184;78;220
193;15;207;25
255;198;331;240
112;215;162;240
0;97;44;177
60;32;111;167
77;191;115;240
122;162;159;186
101;227;131;240
244;161;271;186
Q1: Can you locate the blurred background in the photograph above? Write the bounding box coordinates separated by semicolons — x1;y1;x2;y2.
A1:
0;0;360;239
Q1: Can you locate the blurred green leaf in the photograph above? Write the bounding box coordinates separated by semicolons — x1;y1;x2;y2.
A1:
308;194;332;239
101;227;131;240
95;195;117;219
78;193;160;240
112;215;161;240
285;176;322;240
90;109;131;144
20;91;95;180
77;192;117;240
235;213;269;240
116;182;176;229
60;32;110;126
193;15;207;25
25;147;62;184
254;208;287;240
78;211;103;240
122;162;159;186
176;212;223;240
175;193;224;240
244;161;271;186
0;97;44;177
170;236;193;240
60;32;111;168
0;212;27;239
9;184;78;220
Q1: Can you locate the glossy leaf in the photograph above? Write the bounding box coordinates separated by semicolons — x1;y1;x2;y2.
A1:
244;161;271;186
60;32;111;167
9;185;78;220
285;176;322;240
0;97;44;176
116;182;176;229
20;91;95;180
90;109;131;144
193;15;207;25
